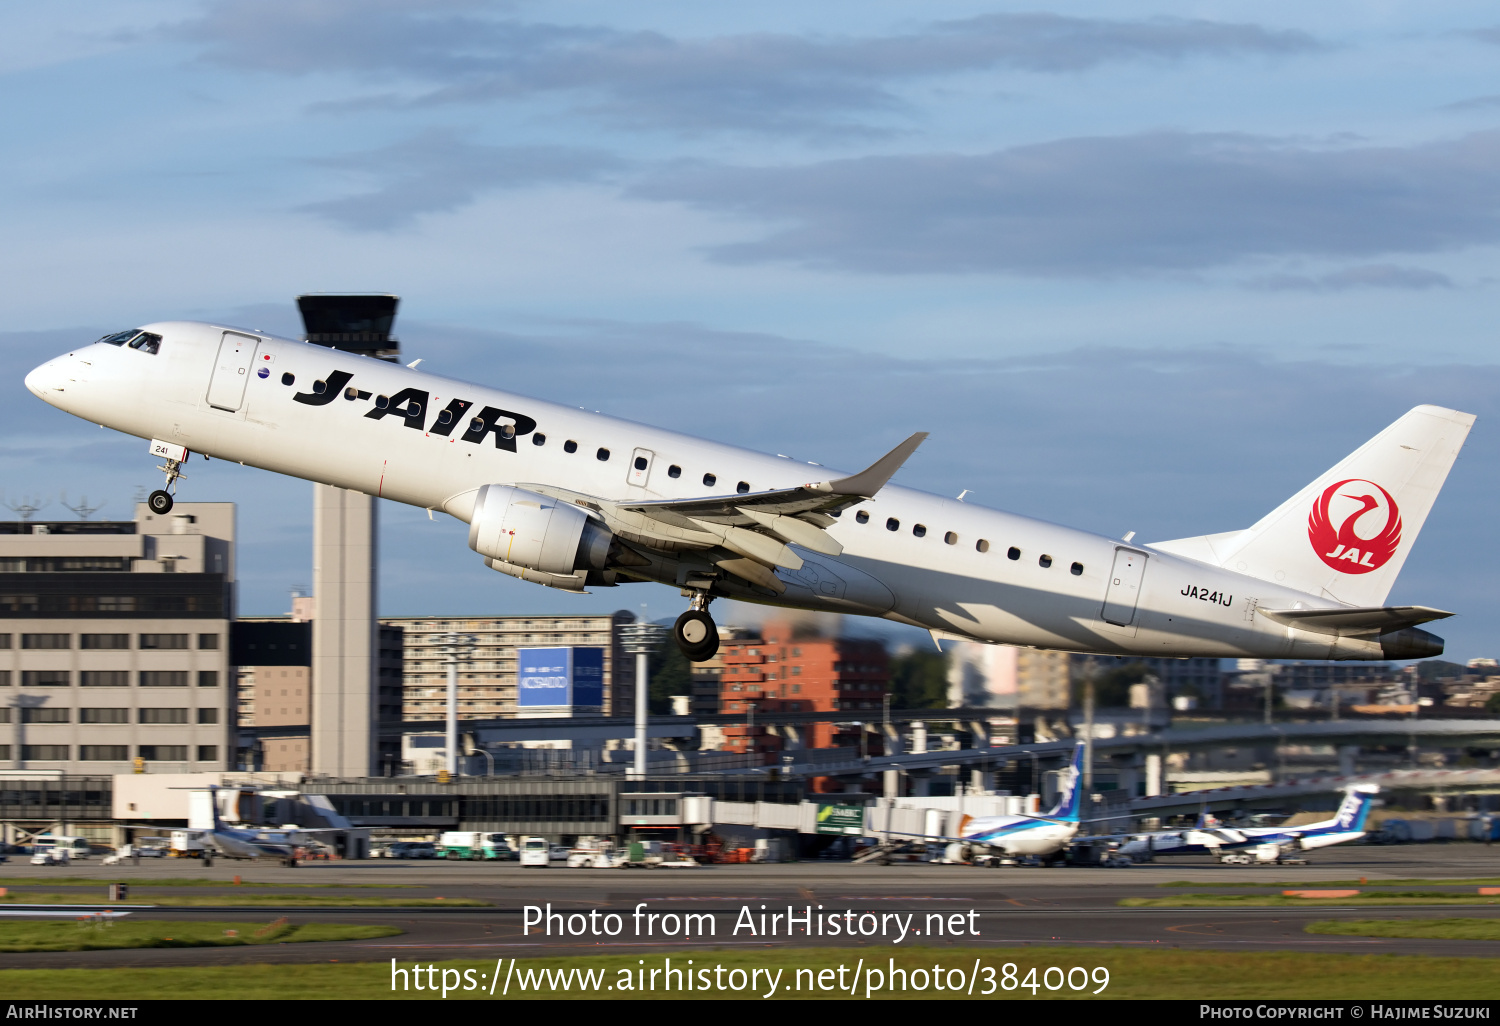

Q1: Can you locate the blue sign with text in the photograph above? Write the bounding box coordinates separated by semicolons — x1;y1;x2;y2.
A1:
517;647;604;710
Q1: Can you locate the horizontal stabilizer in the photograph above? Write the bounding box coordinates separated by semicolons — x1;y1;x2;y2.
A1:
1259;605;1453;637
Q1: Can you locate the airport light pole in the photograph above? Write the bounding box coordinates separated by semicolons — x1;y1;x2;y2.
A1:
619;620;668;780
441;633;477;778
1081;658;1097;797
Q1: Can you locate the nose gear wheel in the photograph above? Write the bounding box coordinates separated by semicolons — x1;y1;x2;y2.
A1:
149;451;189;515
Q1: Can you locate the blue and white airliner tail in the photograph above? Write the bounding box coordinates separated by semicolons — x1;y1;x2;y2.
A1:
954;743;1086;858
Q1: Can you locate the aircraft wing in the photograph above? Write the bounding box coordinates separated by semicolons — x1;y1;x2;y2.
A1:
618;431;928;538
579;432;927;594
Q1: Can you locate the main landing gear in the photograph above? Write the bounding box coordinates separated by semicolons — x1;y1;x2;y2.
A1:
673;593;719;662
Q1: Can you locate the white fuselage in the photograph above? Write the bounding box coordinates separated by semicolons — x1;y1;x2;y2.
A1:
961;815;1078;857
26;322;1380;659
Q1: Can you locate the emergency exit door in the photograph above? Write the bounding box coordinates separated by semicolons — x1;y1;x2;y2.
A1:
205;331;259;412
627;447;655;487
1101;548;1147;627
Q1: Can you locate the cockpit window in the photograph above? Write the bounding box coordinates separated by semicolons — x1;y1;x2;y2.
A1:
127;332;162;355
97;329;139;347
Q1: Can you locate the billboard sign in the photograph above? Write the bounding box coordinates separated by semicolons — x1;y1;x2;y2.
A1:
815;803;866;835
517;647;605;711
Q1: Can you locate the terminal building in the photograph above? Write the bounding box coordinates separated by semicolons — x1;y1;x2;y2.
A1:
0;503;234;775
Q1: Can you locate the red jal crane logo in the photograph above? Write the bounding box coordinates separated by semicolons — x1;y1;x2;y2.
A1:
1307;478;1402;574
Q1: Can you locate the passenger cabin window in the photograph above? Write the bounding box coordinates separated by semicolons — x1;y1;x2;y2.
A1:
912;524;926;538
1039;554;1053;568
127;333;162;355
976;539;990;553
1007;546;1021;560
736;481;750;494
886;517;899;532
944;532;958;545
281;372;295;386
1070;562;1084;576
564;440;578;454
533;433;546;446
634;456;648;471
667;465;682;478
596;447;610;461
436;409;452;424
703;473;716;487
856;510;869;524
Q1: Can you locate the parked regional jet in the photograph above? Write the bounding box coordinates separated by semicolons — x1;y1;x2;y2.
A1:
1117;784;1379;864
24;319;1473;662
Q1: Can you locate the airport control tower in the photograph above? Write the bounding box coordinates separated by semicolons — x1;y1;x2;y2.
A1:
298;294;400;778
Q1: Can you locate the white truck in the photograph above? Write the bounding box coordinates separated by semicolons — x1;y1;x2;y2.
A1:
437;832;515;861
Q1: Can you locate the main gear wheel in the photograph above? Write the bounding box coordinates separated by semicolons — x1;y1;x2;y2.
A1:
673;609;719;662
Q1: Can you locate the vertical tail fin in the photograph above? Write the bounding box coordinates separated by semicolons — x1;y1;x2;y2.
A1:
1150;406;1474;607
208;784;226;832
1331;784;1379;833
1045;742;1086;822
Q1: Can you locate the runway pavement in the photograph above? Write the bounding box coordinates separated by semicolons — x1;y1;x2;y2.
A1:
2;845;1498;970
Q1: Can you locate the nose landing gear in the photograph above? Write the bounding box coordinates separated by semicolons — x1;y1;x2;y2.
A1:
147;439;188;515
673;593;719;662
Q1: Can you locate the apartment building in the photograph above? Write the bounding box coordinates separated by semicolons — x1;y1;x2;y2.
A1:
718;621;890;755
383;612;635;720
0;503;234;773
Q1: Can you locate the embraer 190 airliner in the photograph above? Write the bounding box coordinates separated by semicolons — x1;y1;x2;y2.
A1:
25;320;1473;663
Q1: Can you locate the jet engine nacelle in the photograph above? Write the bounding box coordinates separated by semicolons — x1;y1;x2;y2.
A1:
467;484;612;575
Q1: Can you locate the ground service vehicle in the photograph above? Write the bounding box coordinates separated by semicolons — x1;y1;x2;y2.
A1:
438;832;513;860
519;837;549;867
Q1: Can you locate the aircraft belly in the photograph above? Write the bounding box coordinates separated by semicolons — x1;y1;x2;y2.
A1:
775;553;896;614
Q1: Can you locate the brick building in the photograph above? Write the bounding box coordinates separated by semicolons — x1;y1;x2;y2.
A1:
717;621;889;757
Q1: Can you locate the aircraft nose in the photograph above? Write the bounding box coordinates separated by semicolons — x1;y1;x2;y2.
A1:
25;356;67;399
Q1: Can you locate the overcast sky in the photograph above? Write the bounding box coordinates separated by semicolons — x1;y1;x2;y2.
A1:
2;2;1497;660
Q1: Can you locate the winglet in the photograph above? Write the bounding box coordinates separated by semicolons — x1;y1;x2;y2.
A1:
825;432;928;497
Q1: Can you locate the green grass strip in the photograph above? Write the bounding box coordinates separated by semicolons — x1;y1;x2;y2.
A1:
0;947;1498;999
0;919;400;952
1124;894;1500;908
0;894;487;908
0;878;408;889
1161;878;1500;889
1308;918;1500;941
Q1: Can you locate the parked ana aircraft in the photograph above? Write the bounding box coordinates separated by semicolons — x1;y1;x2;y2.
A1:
197;786;323;867
954;742;1086;859
25;322;1474;661
1117;784;1380;865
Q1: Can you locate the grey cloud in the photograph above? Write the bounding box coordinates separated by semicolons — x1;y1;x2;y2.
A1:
301;130;624;230
1444;94;1500;111
1247;264;1455;291
631;130;1500;276
171;2;1319;133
